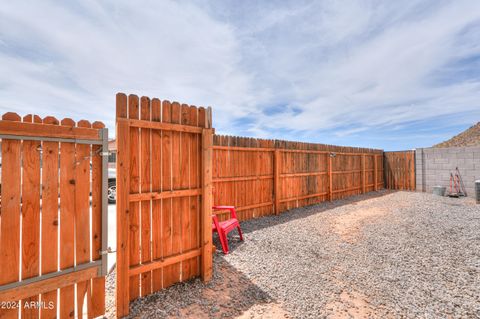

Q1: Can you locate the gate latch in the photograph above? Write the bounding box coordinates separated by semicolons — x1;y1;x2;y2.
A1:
99;247;116;255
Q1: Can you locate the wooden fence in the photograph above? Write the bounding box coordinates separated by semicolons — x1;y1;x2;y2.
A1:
0;113;107;319
384;151;416;190
213;136;384;221
115;94;213;317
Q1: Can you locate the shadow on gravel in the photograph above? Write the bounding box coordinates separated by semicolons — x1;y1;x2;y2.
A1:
125;254;279;319
228;190;394;239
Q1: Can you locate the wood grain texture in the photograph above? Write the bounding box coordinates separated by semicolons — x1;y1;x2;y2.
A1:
21;114;42;319
0;113;106;319
128;95;141;302
212;136;384;219
140;96;152;296
91;121;106;317
151;98;163;293
384;151;415;190
59;118;76;319
115;93;131;317
41;116;60;319
0;113;22;319
75;120;92;319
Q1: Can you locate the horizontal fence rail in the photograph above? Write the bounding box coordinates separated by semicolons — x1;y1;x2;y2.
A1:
213;135;384;221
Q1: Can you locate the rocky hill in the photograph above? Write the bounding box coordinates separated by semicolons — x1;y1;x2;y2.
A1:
434;122;480;148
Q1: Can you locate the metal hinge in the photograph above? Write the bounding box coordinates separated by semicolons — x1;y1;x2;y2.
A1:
99;247;116;255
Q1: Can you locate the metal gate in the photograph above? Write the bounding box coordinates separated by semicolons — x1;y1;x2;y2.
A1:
0;112;108;318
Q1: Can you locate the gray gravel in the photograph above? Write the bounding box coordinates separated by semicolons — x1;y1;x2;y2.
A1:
224;191;480;318
107;191;480;318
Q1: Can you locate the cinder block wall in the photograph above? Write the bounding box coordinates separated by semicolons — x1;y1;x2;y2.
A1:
415;147;480;196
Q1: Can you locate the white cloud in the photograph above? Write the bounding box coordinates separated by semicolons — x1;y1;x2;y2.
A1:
0;0;253;129
1;0;480;148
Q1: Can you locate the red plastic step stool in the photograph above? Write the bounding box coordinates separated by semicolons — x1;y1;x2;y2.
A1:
212;206;244;254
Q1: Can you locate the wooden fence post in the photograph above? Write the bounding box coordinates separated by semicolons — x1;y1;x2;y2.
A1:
274;149;281;214
328;153;333;201
201;127;213;282
116;94;130;318
361;154;366;194
374;155;378;191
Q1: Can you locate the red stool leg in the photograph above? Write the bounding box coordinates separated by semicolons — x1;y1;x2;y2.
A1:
218;229;229;254
222;229;230;254
237;226;244;241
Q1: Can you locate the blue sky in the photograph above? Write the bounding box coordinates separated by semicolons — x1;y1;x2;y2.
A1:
1;1;480;151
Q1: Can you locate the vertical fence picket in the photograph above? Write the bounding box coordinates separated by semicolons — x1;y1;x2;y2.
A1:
201;110;213;282
189;105;200;278
116;93;130;317
180;104;191;281
151;98;163;293
21;114;42;318
128;95;141;301
75;120;92;319
0;112;22;319
59;118;76;319
161;100;175;288
170;102;182;284
41;116;60;319
91;121;106;317
140;97;152;296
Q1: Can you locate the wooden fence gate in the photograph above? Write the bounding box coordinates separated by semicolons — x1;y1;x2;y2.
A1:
384;151;416;190
0;113;108;318
115;93;213;317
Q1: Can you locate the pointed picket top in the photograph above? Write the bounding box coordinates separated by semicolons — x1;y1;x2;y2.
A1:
140;97;151;121
92;121;105;129
23;114;42;123
181;104;190;125
128;95;139;120
206;107;212;128
151;98;161;122
116;93;128;119
43;116;59;125
77;120;92;128
189;105;198;127
171;102;181;124
162;100;172;123
61;118;75;127
2;112;21;121
198;107;206;128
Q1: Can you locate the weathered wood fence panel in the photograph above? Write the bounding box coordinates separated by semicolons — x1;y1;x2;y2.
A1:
115;93;213;317
213;136;384;221
0;112;107;319
384;151;416;190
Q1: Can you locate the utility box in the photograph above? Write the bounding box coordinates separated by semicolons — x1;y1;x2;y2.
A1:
475;180;480;204
433;186;446;197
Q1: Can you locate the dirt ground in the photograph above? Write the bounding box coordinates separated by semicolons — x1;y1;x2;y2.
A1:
108;190;480;318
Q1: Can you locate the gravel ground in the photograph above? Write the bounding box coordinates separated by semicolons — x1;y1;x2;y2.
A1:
106;191;480;318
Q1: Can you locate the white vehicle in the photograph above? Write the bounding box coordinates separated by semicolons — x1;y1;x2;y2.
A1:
108;167;116;203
